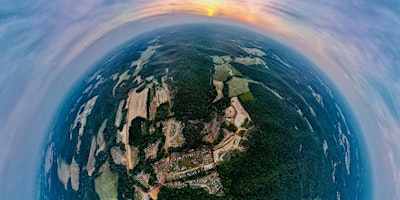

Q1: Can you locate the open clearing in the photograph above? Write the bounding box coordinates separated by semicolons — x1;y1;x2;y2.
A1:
272;54;291;68
125;86;148;122
213;131;243;163
115;100;125;127
110;146;127;165
210;55;225;64
110;145;139;171
227;77;255;97
144;140;161;159
240;47;266;57
57;158;70;190
112;69;131;95
70;157;80;191
211;55;243;82
230;97;251;128
131;45;161;75
213;63;242;82
96;119;107;156
203;115;223;143
57;157;80;191
149;77;170;120
234;56;266;66
45;143;54;174
212;80;224;103
238;91;254;101
72;95;98;152
95;161;118;200
213;65;230;82
220;55;232;63
161;75;172;106
223;63;242;77
123;85;148;170
86;136;97;176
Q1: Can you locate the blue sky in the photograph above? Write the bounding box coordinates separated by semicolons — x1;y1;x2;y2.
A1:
0;0;399;199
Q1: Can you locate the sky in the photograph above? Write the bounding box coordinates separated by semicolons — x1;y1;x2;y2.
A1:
0;0;399;199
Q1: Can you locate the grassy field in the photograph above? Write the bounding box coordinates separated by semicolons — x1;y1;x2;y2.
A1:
227;77;255;97
239;91;254;101
95;161;119;200
213;65;230;82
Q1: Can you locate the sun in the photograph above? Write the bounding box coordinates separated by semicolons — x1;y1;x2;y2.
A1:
201;0;220;17
207;7;216;16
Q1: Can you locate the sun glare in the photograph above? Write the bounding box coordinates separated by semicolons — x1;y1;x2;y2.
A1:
207;7;216;16
203;0;219;17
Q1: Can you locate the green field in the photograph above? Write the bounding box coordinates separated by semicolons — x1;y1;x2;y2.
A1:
213;65;230;82
94;162;118;200
227;77;255;97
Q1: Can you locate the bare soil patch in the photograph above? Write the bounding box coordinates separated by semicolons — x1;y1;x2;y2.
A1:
115;100;125;127
96;119;107;156
234;56;265;66
144;140;161;160
212;80;224;103
86;136;97;176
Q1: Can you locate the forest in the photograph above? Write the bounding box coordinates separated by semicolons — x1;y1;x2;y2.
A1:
45;25;359;200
